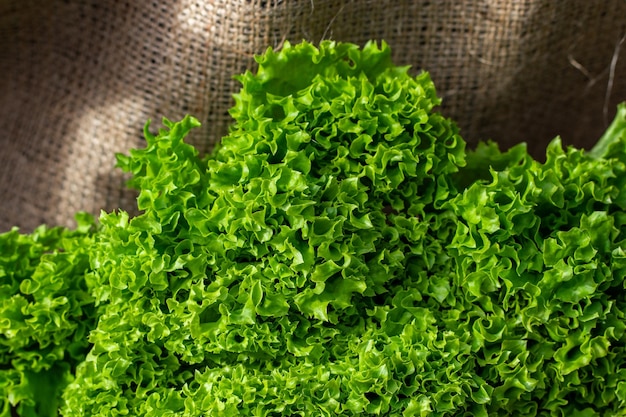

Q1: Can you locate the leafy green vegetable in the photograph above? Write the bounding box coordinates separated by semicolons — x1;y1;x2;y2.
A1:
2;41;626;416
0;213;97;417
446;106;626;414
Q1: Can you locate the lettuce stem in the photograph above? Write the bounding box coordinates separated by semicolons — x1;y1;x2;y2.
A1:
589;102;626;159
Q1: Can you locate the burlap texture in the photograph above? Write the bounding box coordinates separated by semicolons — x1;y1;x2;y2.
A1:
1;0;625;232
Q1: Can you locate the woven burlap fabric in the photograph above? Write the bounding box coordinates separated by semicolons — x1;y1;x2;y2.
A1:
1;0;625;232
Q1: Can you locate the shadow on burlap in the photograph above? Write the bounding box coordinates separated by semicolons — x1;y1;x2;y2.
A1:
1;0;625;232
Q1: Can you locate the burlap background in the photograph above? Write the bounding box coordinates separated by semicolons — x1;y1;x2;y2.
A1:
1;0;625;232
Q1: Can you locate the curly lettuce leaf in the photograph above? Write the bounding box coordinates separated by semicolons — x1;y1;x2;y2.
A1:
0;213;97;417
5;40;626;417
63;39;626;416
445;109;626;414
62;40;474;416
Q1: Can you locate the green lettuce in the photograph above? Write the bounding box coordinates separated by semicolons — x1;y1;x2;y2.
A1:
446;103;626;414
2;40;626;416
0;214;97;416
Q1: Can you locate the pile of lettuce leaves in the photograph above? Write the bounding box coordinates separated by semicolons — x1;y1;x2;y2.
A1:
2;40;626;417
